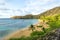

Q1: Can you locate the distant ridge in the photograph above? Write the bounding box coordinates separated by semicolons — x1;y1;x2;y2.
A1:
11;6;60;19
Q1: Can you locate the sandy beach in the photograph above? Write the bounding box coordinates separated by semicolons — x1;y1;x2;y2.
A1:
4;26;32;40
4;21;49;40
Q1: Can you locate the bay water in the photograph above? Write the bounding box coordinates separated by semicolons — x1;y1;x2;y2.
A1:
0;18;38;38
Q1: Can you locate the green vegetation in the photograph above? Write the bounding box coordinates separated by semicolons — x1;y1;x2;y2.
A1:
37;25;43;27
29;24;35;31
9;31;45;40
10;14;60;40
9;7;60;40
31;31;45;37
47;15;60;29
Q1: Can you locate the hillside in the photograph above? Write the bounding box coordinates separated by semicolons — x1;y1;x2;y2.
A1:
11;6;60;19
39;7;60;17
11;14;39;19
6;6;60;40
8;13;60;40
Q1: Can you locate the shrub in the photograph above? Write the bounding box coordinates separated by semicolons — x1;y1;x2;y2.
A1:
37;25;43;28
31;31;45;37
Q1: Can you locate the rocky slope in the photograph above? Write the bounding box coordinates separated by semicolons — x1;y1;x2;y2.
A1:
38;28;60;40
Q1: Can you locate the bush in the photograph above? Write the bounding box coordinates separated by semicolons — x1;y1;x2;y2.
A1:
37;25;43;28
31;31;45;37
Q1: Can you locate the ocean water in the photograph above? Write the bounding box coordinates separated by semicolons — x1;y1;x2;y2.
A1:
0;18;38;38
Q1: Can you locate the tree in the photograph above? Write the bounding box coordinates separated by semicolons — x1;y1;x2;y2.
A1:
29;24;35;31
42;27;46;33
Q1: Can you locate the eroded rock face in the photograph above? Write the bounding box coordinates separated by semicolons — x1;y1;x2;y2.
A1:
38;29;60;40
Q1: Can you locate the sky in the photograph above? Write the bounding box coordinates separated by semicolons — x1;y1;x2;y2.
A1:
0;0;60;18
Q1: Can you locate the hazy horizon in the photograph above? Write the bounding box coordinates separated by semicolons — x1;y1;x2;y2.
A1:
0;0;60;18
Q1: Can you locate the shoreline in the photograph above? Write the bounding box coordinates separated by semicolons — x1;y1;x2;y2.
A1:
4;20;49;40
4;22;39;40
4;26;30;40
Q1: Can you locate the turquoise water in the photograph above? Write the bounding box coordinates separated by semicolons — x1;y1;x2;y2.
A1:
0;19;38;38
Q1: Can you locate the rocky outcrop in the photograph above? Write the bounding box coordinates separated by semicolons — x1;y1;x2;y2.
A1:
38;28;60;40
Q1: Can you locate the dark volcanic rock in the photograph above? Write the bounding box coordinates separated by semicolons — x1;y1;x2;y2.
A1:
38;29;60;40
44;29;60;40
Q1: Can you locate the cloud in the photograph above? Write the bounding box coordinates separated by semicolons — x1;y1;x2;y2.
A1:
0;0;6;5
0;0;60;18
22;0;60;15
